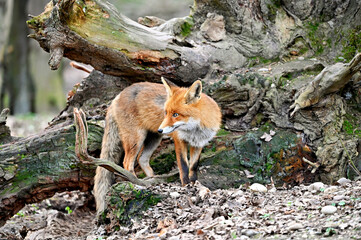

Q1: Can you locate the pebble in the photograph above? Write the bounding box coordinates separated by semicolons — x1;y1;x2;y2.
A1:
337;177;351;186
170;192;180;198
321;205;337;214
258;68;269;72
241;229;258;237
324;186;338;194
288;222;304;231
249;183;268;193
198;186;211;200
308;182;325;192
333;195;345;201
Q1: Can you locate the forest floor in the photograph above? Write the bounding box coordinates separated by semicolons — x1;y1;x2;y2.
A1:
1;116;361;240
1;178;360;240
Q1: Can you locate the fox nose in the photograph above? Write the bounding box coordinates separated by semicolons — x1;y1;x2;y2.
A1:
158;129;163;133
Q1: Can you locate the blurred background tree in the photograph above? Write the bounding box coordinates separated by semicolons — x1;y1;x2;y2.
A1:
1;0;35;115
0;0;192;116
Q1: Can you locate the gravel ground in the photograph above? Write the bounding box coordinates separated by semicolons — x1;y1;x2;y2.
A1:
2;115;360;239
1;179;360;240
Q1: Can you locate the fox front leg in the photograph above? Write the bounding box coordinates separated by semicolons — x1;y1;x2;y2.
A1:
189;146;202;183
173;137;190;185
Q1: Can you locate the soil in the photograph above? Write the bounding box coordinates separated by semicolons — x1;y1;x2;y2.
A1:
1;179;360;240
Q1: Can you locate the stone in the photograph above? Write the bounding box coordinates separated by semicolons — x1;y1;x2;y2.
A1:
308;182;325;192
249;183;268;193
321;205;337;214
333;195;345;201
241;229;259;237
324;186;338;194
337;177;351;186
170;192;180;199
288;222;304;231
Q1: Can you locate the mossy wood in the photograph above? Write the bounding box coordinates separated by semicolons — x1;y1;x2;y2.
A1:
0;114;102;227
26;0;207;84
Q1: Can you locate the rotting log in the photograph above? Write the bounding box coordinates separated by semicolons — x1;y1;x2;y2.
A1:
26;0;209;84
0;118;102;227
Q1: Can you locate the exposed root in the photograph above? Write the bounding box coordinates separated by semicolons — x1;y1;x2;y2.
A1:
289;53;361;117
73;108;178;187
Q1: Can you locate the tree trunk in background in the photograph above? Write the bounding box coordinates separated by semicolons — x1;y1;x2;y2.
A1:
1;0;35;115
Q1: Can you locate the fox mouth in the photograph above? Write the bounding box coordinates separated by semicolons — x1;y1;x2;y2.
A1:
158;122;185;134
159;125;179;134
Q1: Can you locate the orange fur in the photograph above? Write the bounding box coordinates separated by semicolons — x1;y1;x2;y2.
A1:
93;79;221;214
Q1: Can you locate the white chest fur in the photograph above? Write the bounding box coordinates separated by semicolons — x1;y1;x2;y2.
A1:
177;118;217;148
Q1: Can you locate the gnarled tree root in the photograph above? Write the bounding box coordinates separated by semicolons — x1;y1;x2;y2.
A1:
73;108;178;187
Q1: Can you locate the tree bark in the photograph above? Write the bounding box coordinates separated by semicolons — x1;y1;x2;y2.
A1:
0;117;101;226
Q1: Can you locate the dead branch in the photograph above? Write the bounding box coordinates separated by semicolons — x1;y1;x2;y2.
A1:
290;53;361;117
73;108;178;187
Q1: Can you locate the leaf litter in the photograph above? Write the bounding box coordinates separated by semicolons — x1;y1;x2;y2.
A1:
1;179;361;239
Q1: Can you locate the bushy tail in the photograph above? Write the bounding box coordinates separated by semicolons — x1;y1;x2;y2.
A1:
94;110;123;215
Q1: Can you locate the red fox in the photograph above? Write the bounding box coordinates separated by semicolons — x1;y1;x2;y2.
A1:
94;78;222;214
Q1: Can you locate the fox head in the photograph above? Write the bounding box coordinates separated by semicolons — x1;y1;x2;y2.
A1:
158;77;203;134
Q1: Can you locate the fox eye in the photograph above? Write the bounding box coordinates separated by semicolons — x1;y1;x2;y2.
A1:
164;110;167;115
172;113;179;117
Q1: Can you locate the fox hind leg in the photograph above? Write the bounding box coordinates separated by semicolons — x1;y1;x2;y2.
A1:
122;131;146;176
137;131;162;177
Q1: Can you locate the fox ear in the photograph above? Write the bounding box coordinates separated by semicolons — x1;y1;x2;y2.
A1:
184;80;202;104
161;77;174;98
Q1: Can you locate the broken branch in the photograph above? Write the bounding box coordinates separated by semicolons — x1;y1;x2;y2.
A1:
73;108;178;187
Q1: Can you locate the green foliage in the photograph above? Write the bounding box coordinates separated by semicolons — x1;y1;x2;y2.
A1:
180;17;194;37
65;206;73;214
341;27;361;61
306;21;324;55
343;119;361;138
16;211;25;217
216;128;230;137
325;227;337;236
230;231;237;239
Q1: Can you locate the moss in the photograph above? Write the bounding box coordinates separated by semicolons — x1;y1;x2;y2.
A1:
235;72;267;87
216;128;231;137
105;182;161;227
150;152;176;175
305;21;325;55
341;26;361;61
199;126;306;188
248;56;280;67
267;0;282;22
180;17;194;37
342;115;361;138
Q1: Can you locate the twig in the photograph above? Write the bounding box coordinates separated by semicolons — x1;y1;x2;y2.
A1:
302;157;320;173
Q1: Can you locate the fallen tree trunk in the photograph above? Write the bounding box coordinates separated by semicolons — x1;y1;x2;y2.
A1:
27;0;209;84
0;117;102;226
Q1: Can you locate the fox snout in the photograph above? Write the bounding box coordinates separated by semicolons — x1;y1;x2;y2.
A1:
158;121;185;134
157;125;176;134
